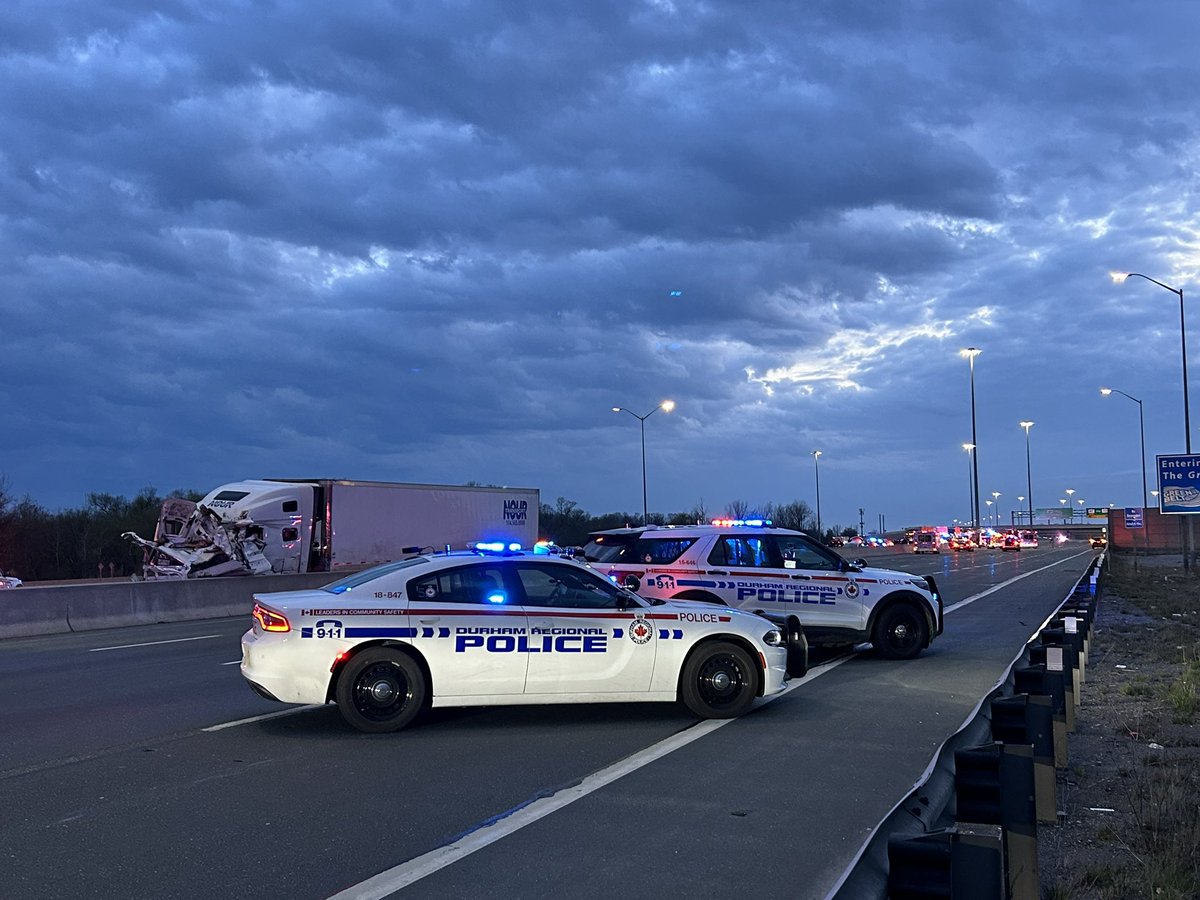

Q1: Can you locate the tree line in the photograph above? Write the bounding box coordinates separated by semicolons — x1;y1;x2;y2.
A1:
0;478;857;582
0;479;204;582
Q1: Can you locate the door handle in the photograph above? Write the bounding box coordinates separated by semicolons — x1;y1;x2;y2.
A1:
791;574;811;580
418;617;441;624
706;570;729;575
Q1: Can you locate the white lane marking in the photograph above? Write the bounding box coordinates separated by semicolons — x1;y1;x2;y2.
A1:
323;655;851;900
221;660;241;666
942;548;1094;614
89;635;221;652
202;705;324;732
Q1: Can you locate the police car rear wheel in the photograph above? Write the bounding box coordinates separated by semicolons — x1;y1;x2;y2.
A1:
873;604;928;661
680;642;759;718
336;648;427;733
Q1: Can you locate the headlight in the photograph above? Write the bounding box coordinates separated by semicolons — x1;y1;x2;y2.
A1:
908;578;928;590
762;629;784;647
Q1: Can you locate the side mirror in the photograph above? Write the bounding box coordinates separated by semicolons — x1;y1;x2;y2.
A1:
848;558;868;570
622;574;641;593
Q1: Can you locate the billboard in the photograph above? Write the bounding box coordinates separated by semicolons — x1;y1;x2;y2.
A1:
1157;454;1200;515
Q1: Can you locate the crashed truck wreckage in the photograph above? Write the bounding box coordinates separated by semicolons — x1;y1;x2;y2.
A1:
123;498;276;579
123;479;542;580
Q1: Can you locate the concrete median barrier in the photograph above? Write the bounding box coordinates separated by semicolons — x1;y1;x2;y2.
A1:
0;587;73;638
0;572;343;639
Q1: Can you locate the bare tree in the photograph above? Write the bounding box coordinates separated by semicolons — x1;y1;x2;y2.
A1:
771;500;814;533
727;498;750;519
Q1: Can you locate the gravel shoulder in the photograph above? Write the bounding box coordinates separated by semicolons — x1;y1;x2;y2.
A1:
1039;555;1200;899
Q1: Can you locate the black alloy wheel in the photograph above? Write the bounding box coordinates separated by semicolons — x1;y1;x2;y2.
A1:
873;604;929;660
335;648;428;733
680;641;759;718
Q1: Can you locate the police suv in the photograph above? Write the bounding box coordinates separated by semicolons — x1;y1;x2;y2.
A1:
585;520;943;660
240;542;808;733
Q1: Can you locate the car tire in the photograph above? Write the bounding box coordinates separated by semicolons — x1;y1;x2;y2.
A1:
335;647;428;733
679;641;759;718
872;603;929;660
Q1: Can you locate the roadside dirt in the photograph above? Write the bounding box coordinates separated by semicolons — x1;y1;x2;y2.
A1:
1038;556;1200;899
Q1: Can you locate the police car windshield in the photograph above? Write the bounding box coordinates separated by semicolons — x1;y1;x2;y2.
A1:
322;557;430;593
583;533;697;565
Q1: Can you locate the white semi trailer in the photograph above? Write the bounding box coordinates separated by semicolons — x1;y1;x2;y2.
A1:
124;479;539;579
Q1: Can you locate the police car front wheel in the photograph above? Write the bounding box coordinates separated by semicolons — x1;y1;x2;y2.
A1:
336;648;428;733
680;642;759;719
872;604;929;661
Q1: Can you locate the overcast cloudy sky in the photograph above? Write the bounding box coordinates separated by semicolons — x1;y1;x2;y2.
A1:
3;1;1199;531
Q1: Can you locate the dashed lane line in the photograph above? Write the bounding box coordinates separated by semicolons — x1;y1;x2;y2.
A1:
89;635;221;652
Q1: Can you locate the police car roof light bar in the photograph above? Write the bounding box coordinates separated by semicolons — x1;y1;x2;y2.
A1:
710;518;773;527
471;541;524;555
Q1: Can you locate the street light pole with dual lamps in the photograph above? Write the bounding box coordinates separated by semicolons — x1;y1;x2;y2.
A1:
991;491;1001;528
611;400;675;525
1065;488;1075;522
1019;421;1034;531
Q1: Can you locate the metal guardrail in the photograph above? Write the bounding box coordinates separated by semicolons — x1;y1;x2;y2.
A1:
827;552;1105;899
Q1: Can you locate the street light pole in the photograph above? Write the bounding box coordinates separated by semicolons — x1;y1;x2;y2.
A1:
1100;388;1148;508
812;450;823;538
961;349;982;532
962;443;976;531
612;400;675;525
1019;421;1034;531
1065;488;1075;522
1112;272;1191;567
991;491;1001;528
1111;273;1189;451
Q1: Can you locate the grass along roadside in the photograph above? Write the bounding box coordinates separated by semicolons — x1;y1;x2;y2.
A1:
1040;556;1200;899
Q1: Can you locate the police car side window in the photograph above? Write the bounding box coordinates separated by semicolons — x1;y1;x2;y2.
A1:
515;564;624;609
709;536;773;568
408;565;509;605
632;537;697;564
773;537;838;571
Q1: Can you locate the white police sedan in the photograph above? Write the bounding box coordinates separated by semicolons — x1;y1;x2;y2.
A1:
241;544;807;733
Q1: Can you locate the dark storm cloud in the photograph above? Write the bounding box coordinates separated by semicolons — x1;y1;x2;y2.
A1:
2;0;1198;525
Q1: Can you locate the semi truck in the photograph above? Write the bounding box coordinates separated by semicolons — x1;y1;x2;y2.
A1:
123;479;539;579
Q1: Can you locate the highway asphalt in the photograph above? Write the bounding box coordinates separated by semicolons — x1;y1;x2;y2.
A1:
0;543;1096;899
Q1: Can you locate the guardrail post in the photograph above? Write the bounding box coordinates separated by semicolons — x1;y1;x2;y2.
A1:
991;694;1056;824
1014;663;1068;767
954;742;1038;900
1057;601;1094;659
1036;629;1081;729
886;826;1005;899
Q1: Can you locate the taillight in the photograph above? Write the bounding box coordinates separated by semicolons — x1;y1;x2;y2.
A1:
253;603;291;633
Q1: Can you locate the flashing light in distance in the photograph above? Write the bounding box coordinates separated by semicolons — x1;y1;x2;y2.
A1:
710;518;773;527
252;603;290;633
